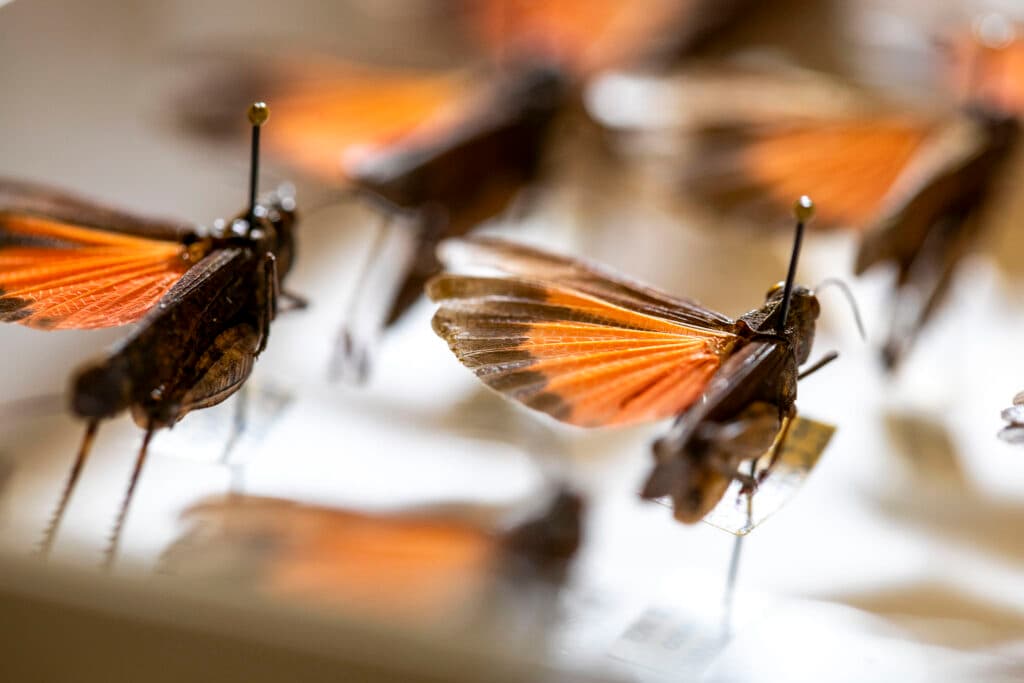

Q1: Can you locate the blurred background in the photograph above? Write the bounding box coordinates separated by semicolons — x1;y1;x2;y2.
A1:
3;0;1024;681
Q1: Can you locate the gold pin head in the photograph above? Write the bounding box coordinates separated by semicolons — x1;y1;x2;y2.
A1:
793;195;815;223
248;102;270;127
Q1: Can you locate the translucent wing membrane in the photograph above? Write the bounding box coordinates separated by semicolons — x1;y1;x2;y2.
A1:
466;0;745;78
688;115;935;230
439;235;735;328
469;0;686;76
272;67;479;182
948;23;1024;119
171;497;499;618
169;492;579;618
855;113;1004;274
429;247;739;427
180;56;477;184
0;213;194;329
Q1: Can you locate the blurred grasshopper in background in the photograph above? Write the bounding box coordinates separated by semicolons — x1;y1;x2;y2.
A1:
593;15;1024;372
176;0;756;381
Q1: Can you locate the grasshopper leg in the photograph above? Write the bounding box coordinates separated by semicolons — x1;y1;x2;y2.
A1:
103;425;155;571
37;420;100;558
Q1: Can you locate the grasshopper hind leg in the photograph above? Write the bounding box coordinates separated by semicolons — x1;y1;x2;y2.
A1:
37;420;100;558
756;413;795;484
103;424;155;571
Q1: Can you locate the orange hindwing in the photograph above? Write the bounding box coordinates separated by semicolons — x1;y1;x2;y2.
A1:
429;238;739;427
0;213;195;330
949;22;1024;119
175;497;500;619
689;115;936;231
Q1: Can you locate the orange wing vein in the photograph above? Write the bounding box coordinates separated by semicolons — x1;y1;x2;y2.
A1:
0;213;194;329
428;267;738;428
178;55;477;184
263;62;476;183
689;115;936;231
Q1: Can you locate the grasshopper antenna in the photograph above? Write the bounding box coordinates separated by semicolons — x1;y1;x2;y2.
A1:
815;277;867;341
37;420;99;558
798;351;839;380
246;102;269;234
776;196;813;333
103;424;155;571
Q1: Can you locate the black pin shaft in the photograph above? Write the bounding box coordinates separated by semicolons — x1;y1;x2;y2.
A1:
776;221;803;332
245;102;269;233
248;123;260;225
777;197;813;333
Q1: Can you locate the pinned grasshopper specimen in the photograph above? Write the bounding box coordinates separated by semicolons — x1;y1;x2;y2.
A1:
429;198;841;520
0;104;303;566
677;18;1024;370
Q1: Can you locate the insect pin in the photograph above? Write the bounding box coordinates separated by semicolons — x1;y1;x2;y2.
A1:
0;103;303;566
429;197;842;522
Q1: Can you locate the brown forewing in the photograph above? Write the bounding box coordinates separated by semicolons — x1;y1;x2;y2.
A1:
71;247;267;428
437;235;736;329
642;339;794;522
